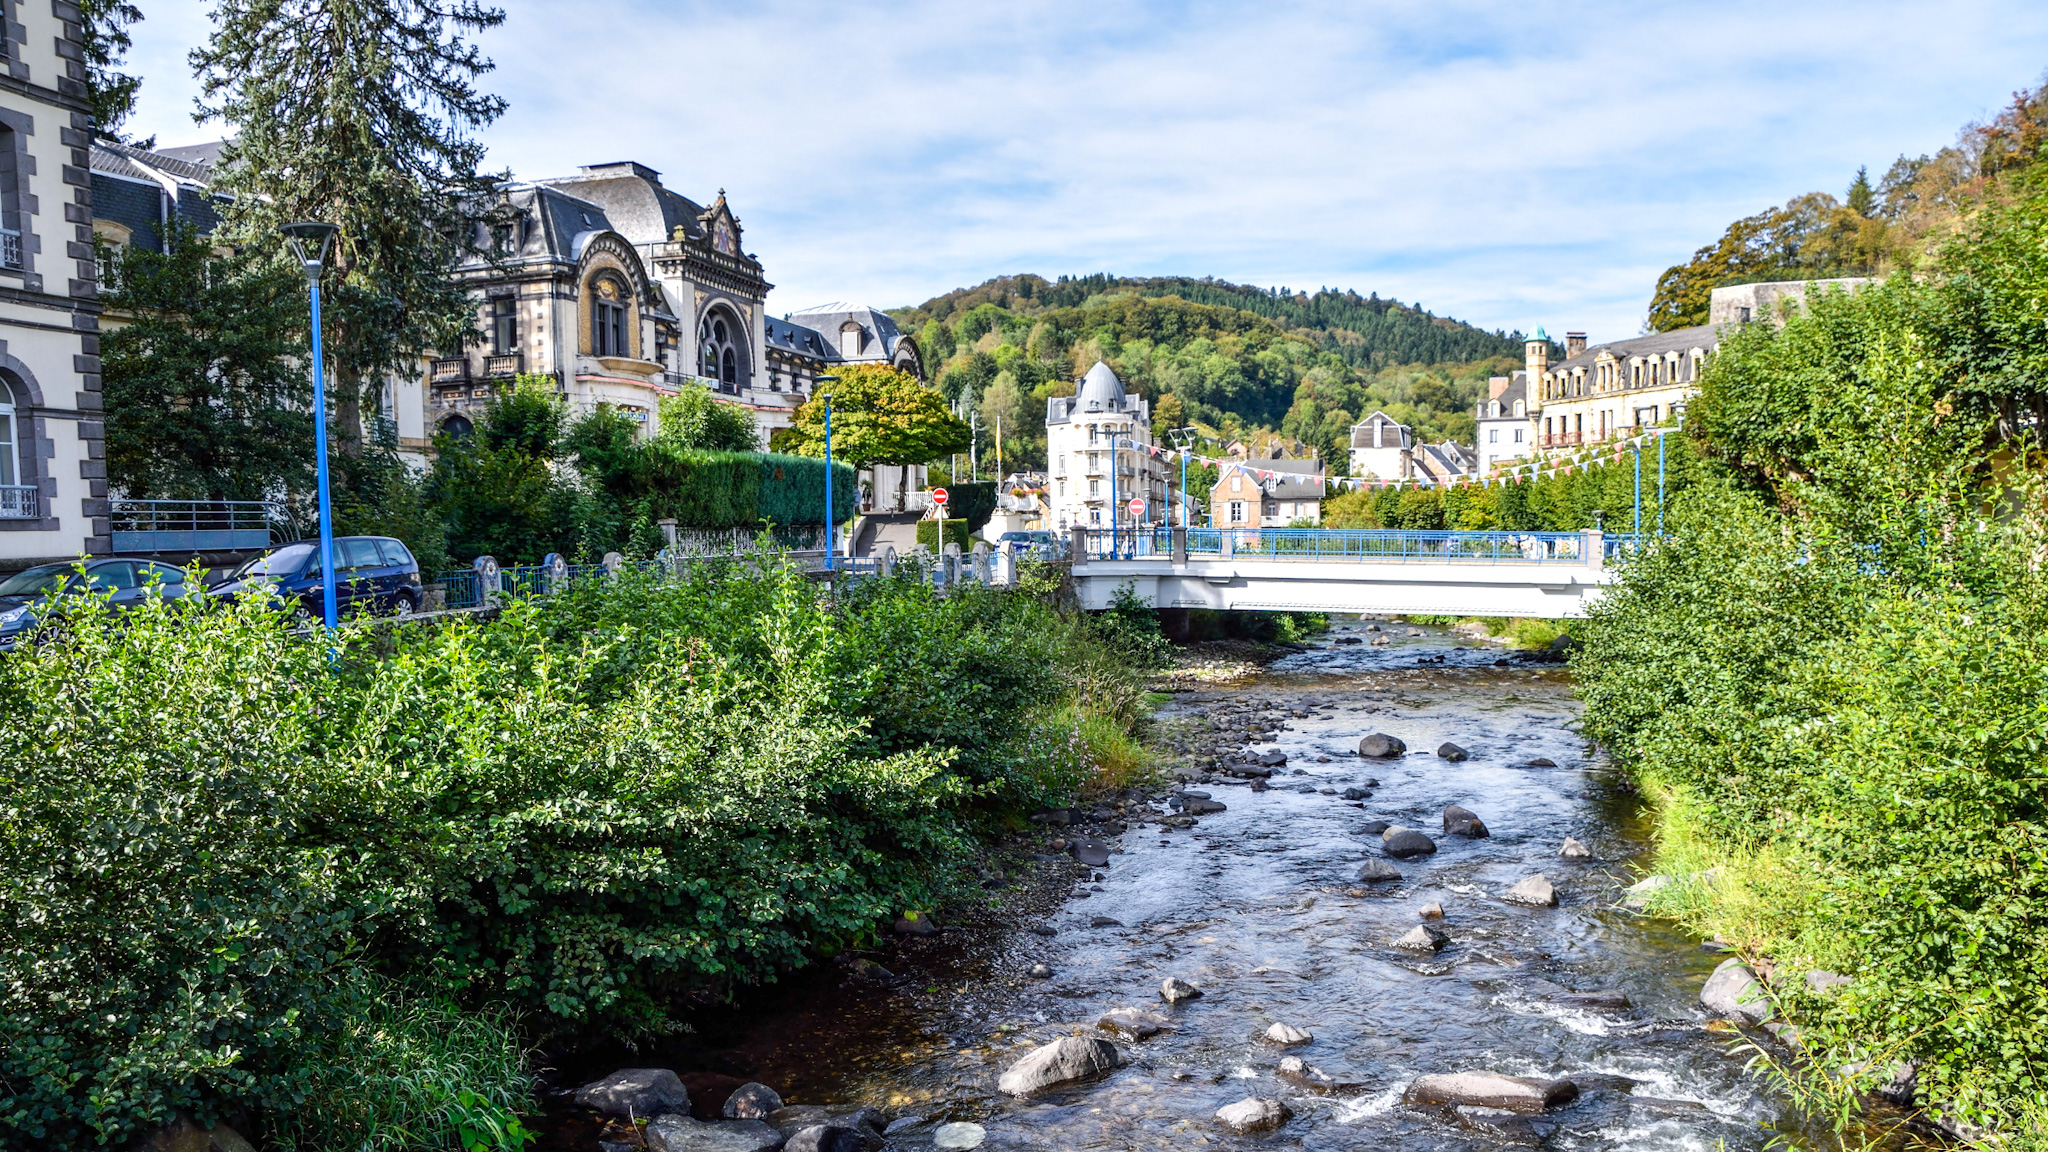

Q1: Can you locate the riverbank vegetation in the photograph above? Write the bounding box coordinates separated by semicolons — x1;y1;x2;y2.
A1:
0;561;1156;1149
1574;171;2048;1137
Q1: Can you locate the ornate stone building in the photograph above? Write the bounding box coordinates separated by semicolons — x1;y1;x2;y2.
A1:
1525;325;1716;449
0;1;105;566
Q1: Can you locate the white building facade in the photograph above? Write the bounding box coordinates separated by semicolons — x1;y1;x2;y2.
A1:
0;2;105;566
1044;361;1167;530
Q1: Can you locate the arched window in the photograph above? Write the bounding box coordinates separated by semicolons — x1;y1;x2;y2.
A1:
0;389;16;485
0;376;28;518
590;276;629;357
440;413;474;438
698;310;744;393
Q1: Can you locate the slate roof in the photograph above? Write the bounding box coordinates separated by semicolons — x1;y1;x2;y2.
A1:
1547;324;1722;374
535;162;709;247
786;303;911;364
765;315;833;359
1349;410;1413;450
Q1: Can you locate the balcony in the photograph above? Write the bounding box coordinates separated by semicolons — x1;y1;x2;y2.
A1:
0;484;37;519
483;353;522;378
431;357;471;385
0;227;20;271
108;499;292;552
1540;432;1583;449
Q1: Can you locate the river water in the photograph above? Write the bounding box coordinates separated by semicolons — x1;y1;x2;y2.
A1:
547;621;1827;1150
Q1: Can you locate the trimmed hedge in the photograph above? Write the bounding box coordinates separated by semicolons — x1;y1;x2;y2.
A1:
639;448;856;528
916;519;973;551
943;482;998;532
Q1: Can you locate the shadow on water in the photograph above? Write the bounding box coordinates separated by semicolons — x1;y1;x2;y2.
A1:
538;622;1854;1151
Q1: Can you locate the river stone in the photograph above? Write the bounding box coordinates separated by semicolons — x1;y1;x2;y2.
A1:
1503;874;1558;907
1160;976;1203;1003
769;1106;883;1143
1560;837;1591;859
1701;957;1771;1023
1359;819;1391;834
723;1083;783;1120
1405;1072;1579;1113
1214;1097;1292;1132
1527;756;1558;767
783;1125;862;1152
1356;859;1402;883
576;1068;691;1117
1256;748;1288;766
1382;828;1438;858
997;1035;1123;1096
1620;874;1673;911
1070;839;1112;867
1358;733;1407;758
1098;1007;1171;1039
1371;634;1390;646
1437;742;1470;761
1396;925;1450;952
893;911;937;936
1551;991;1631;1010
1805;970;1852;994
932;1122;986;1149
1088;915;1123;928
1263;1022;1312;1045
1027;963;1053;979
1419;902;1444;919
1442;805;1489;837
1341;787;1370;800
1180;796;1227;815
644;1116;783;1152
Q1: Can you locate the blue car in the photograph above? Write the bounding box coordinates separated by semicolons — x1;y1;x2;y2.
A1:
0;558;197;650
211;536;424;619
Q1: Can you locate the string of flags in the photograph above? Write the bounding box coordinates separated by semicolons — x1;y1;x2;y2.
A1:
1126;428;1666;492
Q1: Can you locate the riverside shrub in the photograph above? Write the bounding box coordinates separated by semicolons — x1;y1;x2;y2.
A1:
0;555;1101;1146
1573;268;2048;1126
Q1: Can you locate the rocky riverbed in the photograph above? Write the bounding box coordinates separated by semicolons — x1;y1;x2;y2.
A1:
537;619;1839;1151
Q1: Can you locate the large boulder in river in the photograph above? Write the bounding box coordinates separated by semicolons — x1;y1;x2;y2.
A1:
769;1106;883;1144
1395;925;1449;952
644;1116;783;1152
1180;796;1227;815
1437;742;1470;761
997;1035;1123;1096
1358;733;1407;758
723;1083;783;1120
1406;1072;1579;1113
1068;838;1112;867
1355;859;1402;883
1502;874;1558;907
783;1125;864;1152
1701;958;1771;1023
1382;827;1438;858
1160;976;1203;1003
1442;805;1489;837
1215;1097;1291;1132
1255;748;1288;767
576;1068;691;1117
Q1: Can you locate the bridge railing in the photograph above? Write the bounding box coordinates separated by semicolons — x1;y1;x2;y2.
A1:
1079;527;1632;563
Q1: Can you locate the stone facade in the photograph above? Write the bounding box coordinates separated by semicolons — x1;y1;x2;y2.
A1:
0;0;106;566
1527;325;1715;450
1044;361;1167;530
1209;447;1323;528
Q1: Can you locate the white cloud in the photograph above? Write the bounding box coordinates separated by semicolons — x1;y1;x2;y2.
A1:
120;0;2048;341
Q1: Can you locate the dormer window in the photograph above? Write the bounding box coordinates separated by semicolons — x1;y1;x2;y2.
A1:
840;321;863;358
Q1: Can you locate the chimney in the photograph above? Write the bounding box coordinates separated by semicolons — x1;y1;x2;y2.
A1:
1488;376;1510;400
1565;332;1587;358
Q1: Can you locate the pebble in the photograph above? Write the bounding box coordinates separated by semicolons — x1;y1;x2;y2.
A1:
1503;874;1559;907
1214;1097;1292;1132
932;1122;986;1149
1264;1022;1312;1045
1160;976;1203;1003
1560;837;1591;859
1419;902;1444;919
1027;963;1053;980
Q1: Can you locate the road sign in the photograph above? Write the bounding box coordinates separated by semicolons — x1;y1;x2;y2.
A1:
931;487;949;506
1128;498;1145;516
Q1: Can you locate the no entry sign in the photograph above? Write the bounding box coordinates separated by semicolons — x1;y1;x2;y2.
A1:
931;487;949;506
1128;498;1144;516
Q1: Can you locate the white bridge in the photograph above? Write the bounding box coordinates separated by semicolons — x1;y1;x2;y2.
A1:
1063;527;1628;619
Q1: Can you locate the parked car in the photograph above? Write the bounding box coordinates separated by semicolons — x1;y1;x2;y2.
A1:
211;536;424;619
997;529;1064;559
0;558;197;650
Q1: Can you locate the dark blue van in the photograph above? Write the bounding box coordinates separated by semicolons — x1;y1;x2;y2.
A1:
212;536;424;618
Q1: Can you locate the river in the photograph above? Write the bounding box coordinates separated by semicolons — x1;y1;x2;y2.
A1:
543;620;1829;1151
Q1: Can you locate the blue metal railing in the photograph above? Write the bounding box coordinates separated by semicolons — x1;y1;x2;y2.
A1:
109;499;294;553
1078;527;1640;563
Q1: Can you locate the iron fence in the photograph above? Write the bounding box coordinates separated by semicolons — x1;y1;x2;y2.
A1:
1077;527;1639;564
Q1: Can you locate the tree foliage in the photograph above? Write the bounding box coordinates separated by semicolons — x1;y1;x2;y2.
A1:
79;0;146;143
101;220;313;501
783;363;970;468
193;0;508;454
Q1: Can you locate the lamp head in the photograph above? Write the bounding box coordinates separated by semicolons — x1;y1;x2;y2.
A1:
281;222;340;272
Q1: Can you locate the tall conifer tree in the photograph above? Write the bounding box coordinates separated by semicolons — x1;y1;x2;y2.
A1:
192;0;507;455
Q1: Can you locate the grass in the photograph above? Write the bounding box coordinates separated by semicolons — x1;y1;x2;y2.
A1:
268;989;535;1152
1396;614;1572;649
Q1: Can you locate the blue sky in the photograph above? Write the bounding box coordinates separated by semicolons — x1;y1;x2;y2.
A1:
124;1;2048;343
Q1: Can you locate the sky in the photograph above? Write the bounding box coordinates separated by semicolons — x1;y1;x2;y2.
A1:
120;1;2048;344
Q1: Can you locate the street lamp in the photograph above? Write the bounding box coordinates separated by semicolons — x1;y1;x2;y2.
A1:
1168;426;1199;527
815;375;839;571
282;221;340;632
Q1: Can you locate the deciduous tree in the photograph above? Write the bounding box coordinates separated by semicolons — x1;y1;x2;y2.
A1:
783;364;970;469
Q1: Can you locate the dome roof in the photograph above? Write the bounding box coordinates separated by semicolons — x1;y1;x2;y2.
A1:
1075;361;1125;412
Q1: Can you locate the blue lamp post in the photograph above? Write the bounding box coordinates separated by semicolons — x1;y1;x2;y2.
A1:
283;222;340;631
815;376;838;571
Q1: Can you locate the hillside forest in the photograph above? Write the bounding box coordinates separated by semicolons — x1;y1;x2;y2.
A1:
1648;73;2048;330
889;275;1550;479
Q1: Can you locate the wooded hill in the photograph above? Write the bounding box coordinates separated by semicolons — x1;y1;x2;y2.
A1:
1648;72;2048;330
891;274;1541;476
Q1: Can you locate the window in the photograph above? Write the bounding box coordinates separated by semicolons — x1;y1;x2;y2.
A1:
0;395;14;485
341;538;383;570
491;296;517;356
379;539;415;566
1089;508;1101;525
491;223;514;257
1229;501;1246;523
591;277;628;357
87;562;138;591
1055;454;1065;477
699;312;742;392
1488;429;1498;443
1057;479;1065;496
1088;424;1099;445
1089;479;1099;496
1514;428;1524;443
1514;400;1524;417
840;322;862;358
137;562;184;586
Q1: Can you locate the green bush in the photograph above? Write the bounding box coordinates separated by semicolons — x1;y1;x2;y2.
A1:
915;518;973;551
756;452;857;527
941;481;998;532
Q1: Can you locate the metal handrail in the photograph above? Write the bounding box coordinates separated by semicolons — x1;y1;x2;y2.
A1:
1077;526;1631;563
107;499;297;548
